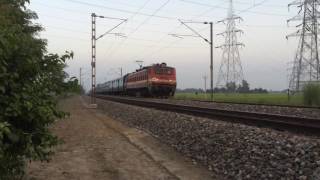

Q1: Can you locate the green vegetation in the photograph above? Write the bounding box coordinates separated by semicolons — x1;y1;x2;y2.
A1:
303;83;320;106
174;93;306;106
175;78;318;107
0;1;79;179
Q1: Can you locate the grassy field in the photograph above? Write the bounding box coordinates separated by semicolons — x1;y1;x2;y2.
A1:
173;92;310;106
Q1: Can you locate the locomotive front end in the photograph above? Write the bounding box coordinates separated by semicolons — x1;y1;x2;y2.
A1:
148;63;176;97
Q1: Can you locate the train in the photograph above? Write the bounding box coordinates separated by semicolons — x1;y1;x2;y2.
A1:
96;63;177;97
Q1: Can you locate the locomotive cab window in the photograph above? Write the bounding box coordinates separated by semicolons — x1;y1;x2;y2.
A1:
155;68;173;75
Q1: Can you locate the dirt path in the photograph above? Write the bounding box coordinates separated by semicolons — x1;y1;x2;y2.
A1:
26;96;214;180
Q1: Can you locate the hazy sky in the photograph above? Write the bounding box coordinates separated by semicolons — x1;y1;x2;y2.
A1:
29;0;300;91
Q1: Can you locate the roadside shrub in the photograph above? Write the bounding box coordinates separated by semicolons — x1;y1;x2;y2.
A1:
0;1;76;179
303;83;320;106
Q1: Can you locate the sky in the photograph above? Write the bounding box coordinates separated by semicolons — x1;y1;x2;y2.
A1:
28;0;301;91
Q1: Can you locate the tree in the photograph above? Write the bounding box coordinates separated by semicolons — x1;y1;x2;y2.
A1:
226;82;237;92
237;80;250;93
0;1;75;178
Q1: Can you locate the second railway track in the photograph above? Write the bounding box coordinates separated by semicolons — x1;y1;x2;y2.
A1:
95;95;320;134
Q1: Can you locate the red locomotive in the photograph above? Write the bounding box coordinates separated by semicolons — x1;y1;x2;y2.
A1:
96;63;176;97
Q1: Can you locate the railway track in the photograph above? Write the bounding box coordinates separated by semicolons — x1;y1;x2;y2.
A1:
95;95;320;134
187;99;320;109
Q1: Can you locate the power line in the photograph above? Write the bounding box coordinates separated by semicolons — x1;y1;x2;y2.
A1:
34;0;292;29
42;33;88;42
44;25;89;34
39;14;88;23
179;0;289;17
135;0;229;60
237;0;269;14
213;0;286;8
104;0;171;59
101;0;152;58
62;0;174;20
132;0;233;61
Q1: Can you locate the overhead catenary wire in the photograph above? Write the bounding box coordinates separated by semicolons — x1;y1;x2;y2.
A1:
132;1;228;61
62;0;174;20
139;0;284;60
101;0;152;58
38;0;292;22
33;0;294;31
104;0;171;59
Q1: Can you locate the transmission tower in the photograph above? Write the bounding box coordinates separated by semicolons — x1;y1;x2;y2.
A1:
287;0;320;92
216;0;245;88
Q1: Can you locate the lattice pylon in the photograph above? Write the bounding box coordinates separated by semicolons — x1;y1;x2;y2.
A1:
287;0;320;91
216;0;245;88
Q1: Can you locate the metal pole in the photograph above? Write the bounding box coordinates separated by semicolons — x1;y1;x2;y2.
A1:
313;1;319;81
177;20;215;100
91;13;97;104
80;68;82;86
210;22;214;101
203;75;207;93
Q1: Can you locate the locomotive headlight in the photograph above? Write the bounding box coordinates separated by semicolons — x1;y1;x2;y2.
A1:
151;77;159;81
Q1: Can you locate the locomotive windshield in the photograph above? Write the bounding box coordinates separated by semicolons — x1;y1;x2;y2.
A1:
155;67;174;75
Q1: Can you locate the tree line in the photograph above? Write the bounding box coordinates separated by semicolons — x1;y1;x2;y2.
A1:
177;80;268;94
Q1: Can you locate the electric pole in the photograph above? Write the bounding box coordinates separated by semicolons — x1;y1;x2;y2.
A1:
210;22;213;100
120;67;123;77
174;20;214;101
91;13;96;105
216;0;245;90
287;0;320;92
203;75;207;93
90;13;127;105
79;68;82;87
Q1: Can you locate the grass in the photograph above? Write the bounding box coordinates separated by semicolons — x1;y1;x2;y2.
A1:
173;92;310;106
303;83;320;106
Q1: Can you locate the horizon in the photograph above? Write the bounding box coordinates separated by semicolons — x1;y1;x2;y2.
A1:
29;0;300;91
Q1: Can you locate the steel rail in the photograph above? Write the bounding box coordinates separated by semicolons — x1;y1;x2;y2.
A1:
96;95;320;133
172;98;320;109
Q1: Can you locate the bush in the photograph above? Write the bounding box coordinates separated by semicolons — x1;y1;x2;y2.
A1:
0;1;75;179
303;83;320;106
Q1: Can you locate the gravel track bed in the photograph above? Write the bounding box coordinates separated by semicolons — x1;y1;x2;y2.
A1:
97;98;320;180
131;97;320;119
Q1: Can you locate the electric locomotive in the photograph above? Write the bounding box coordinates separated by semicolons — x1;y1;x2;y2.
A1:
96;63;176;97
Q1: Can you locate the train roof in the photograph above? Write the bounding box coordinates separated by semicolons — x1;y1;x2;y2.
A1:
97;77;124;86
132;63;173;73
